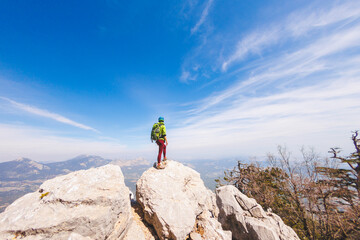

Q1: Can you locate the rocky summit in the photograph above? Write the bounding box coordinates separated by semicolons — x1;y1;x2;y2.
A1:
0;160;300;240
136;160;231;240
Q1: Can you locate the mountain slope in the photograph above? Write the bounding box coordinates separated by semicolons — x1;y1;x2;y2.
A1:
0;158;50;181
0;155;112;213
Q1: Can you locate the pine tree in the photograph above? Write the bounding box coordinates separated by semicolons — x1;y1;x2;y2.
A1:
317;131;360;239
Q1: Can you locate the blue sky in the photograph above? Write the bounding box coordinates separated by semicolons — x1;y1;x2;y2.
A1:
0;0;359;162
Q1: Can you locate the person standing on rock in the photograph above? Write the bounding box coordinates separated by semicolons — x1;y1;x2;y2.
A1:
155;116;168;169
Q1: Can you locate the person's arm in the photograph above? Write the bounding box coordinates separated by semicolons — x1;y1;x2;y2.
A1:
162;125;168;145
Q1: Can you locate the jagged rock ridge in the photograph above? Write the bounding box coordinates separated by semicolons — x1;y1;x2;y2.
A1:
216;185;300;240
0;160;300;240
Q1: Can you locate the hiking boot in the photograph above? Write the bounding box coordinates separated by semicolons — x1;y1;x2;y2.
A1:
163;157;168;162
157;163;165;169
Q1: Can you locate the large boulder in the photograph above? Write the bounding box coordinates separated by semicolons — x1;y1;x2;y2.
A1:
0;164;133;240
136;160;231;240
216;185;300;240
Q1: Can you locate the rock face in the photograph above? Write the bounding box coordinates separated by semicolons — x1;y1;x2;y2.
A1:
216;185;300;240
136;160;231;240
0;159;300;240
0;164;133;240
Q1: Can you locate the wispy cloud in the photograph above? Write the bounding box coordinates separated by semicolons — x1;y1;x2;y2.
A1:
222;1;360;71
170;76;360;159
191;0;214;34
170;1;360;159
0;97;99;133
180;69;198;83
0;123;129;162
197;3;360;113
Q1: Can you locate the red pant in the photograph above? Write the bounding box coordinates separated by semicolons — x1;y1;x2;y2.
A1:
156;139;166;164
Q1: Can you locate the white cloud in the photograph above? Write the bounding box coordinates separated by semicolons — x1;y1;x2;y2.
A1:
286;1;360;36
191;0;214;34
200;21;360;113
169;77;360;159
0;123;129;162
222;28;281;71
171;1;360;159
180;69;199;83
222;0;360;71
0;97;99;133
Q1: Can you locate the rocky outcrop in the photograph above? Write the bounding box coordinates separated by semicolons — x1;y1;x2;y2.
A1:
216;185;300;240
136;160;231;240
0;165;133;240
0;159;300;240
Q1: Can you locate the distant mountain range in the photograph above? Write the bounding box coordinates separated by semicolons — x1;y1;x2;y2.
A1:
0;155;151;213
0;155;112;182
0;155;236;213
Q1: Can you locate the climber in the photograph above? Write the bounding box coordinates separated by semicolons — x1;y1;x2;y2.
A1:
155;116;168;169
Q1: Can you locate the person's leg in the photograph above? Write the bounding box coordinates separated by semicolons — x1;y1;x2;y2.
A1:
163;144;166;159
157;140;164;164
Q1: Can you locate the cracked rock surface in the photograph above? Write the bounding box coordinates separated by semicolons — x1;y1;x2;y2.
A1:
136;160;231;240
0;165;133;240
216;185;300;240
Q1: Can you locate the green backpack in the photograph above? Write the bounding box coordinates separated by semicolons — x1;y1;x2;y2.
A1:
151;123;161;142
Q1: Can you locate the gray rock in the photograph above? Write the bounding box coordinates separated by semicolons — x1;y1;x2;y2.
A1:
216;185;300;240
0;164;133;240
136;160;231;240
